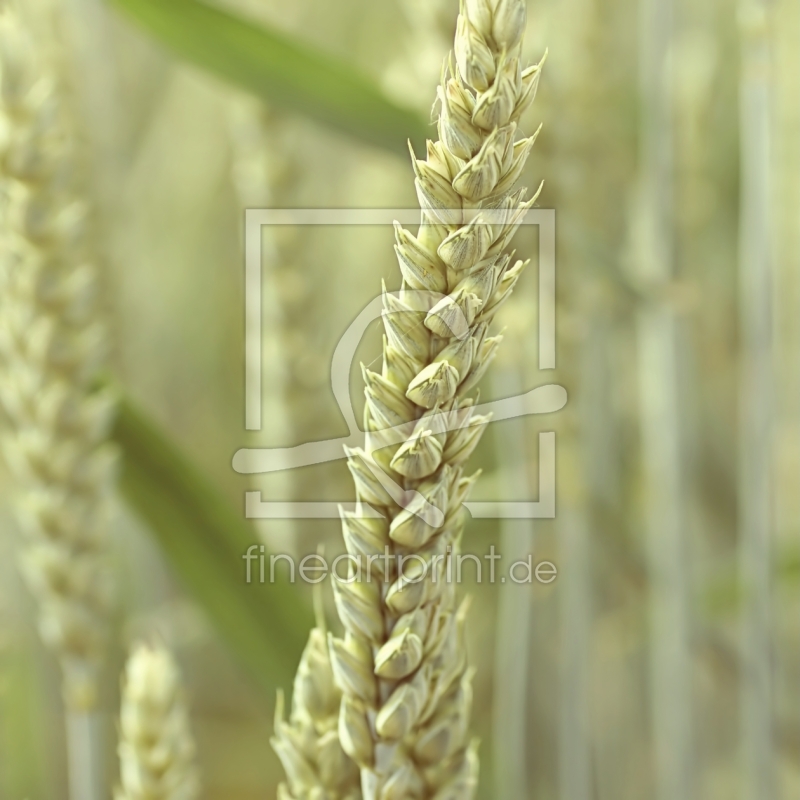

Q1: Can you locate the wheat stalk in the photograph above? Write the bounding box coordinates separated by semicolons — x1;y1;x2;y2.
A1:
632;0;695;795
319;2;545;797
227;91;358;535
229;90;363;800
228;97;299;556
115;643;200;800
0;1;114;716
737;3;775;798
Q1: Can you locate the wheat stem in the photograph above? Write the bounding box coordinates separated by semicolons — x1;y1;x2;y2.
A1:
738;2;775;798
491;363;532;800
556;320;602;800
228;98;299;555
556;508;592;800
383;0;457;113
66;710;103;800
555;309;610;800
60;0;123;231
634;0;694;794
229;83;364;799
550;0;609;790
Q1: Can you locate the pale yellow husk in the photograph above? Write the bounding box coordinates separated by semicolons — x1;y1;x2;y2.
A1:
315;0;544;797
115;643;200;800
0;3;115;712
272;627;362;799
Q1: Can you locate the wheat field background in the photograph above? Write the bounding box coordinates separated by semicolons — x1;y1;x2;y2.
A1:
0;0;798;798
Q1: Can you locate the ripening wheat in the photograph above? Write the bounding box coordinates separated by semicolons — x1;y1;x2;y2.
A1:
276;0;546;797
0;3;115;713
115;643;200;800
272;627;362;799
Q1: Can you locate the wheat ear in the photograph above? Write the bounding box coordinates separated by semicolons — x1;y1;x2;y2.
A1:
272;621;362;800
115;643;200;800
0;3;114;714
322;1;544;797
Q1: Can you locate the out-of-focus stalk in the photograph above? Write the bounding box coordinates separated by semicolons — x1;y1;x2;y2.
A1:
556;307;607;800
228;98;296;555
557;501;591;800
491;361;532;800
634;0;693;795
227;0;358;524
737;2;775;798
548;0;614;792
382;0;457;113
66;711;103;800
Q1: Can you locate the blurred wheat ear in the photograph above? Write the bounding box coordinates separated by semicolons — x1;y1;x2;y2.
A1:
115;642;200;800
0;0;114;716
0;5;116;799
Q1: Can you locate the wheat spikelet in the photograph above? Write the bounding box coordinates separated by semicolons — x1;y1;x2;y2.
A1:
272;626;362;800
324;1;545;797
0;3;114;713
115;643;200;800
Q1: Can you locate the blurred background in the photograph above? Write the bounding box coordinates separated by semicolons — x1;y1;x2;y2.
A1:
0;0;798;797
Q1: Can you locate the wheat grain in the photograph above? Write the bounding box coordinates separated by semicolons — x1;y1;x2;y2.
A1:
0;2;114;714
323;1;545;797
115;643;200;800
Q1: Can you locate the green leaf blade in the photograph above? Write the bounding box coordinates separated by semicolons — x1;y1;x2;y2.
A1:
107;0;430;154
112;394;311;696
